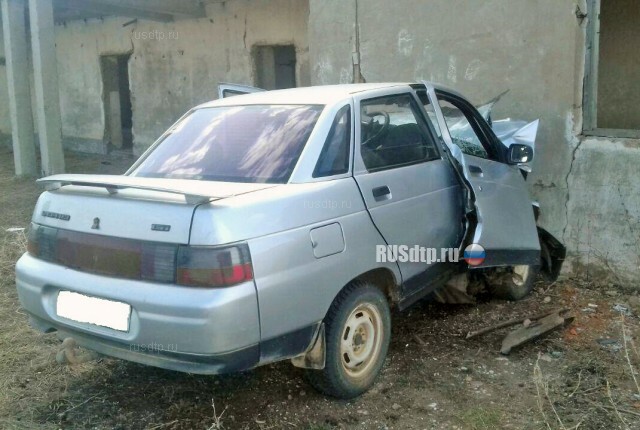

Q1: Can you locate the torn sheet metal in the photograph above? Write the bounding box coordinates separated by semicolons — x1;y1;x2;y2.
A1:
444;91;541;172
476;89;510;124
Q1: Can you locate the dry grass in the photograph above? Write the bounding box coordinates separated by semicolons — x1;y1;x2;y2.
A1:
0;147;639;429
0;152;44;427
205;399;228;430
533;314;640;430
0;148;132;429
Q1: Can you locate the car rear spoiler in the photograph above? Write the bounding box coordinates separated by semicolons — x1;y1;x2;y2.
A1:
37;174;223;205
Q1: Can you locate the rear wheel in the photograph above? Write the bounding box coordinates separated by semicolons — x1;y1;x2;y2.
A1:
306;281;391;399
488;264;539;301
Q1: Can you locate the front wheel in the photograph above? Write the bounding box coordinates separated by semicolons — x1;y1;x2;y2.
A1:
306;281;391;399
488;264;540;301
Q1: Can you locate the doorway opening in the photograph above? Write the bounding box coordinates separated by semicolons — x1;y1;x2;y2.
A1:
254;45;297;90
100;54;133;151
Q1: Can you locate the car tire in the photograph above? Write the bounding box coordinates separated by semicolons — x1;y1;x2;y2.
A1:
488;264;540;301
305;281;391;399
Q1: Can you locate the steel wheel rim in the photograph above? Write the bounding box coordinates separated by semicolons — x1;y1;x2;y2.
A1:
340;303;383;378
512;265;530;286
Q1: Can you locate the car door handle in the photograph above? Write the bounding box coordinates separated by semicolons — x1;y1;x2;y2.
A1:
372;186;391;201
468;165;483;175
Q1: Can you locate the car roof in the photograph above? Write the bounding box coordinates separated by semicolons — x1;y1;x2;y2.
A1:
197;83;436;108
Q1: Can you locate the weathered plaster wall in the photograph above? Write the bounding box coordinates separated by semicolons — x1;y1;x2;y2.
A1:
53;0;309;154
0;25;12;142
309;0;640;286
55;19;132;151
1;0;636;284
563;138;640;284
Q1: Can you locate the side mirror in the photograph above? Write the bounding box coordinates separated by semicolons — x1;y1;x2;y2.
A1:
508;144;534;164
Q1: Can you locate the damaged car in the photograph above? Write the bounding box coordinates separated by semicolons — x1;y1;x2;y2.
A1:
16;81;565;399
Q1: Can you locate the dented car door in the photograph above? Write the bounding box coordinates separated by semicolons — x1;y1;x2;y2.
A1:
422;83;540;268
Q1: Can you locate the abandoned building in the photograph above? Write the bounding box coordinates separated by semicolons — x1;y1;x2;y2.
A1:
0;0;638;285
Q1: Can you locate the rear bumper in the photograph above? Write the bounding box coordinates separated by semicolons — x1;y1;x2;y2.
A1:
16;253;261;373
29;315;258;374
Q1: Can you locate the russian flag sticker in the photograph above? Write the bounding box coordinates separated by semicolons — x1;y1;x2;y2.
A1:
464;244;486;266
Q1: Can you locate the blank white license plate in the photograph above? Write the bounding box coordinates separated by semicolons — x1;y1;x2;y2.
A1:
56;291;131;332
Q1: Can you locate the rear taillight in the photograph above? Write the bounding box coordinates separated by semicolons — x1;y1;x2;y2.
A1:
177;244;253;288
141;243;177;283
26;223;252;288
27;223;56;259
26;225;39;256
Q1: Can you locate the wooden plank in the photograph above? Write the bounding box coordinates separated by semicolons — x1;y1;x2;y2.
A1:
500;312;573;355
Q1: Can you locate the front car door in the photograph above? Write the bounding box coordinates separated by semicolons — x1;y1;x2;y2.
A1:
419;82;540;267
352;88;465;295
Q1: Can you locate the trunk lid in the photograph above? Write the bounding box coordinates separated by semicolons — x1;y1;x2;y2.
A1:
34;174;277;244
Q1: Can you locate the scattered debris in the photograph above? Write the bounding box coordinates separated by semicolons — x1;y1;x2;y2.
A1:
612;304;631;316
539;353;553;362
466;308;569;339
629;296;640;315
413;334;428;347
596;338;623;352
55;338;100;365
5;227;24;233
500;311;574;355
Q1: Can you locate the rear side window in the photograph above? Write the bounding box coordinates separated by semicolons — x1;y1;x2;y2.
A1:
132;105;324;183
313;105;351;177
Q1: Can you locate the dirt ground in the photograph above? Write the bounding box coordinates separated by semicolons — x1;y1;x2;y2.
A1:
1;147;639;430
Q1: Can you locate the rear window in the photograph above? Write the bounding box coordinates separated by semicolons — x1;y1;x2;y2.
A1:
132;105;324;183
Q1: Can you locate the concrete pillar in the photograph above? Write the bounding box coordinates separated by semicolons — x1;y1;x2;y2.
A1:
1;0;37;176
29;0;65;175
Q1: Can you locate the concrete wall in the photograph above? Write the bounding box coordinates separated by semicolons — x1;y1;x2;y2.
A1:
564;137;640;285
0;24;12;143
52;0;309;154
309;0;640;287
1;0;637;285
54;18;132;152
